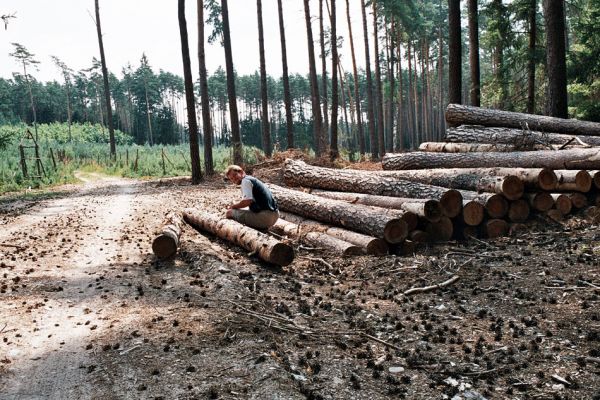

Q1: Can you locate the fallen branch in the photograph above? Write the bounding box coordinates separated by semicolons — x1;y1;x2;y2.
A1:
360;332;401;351
403;275;460;296
0;242;25;250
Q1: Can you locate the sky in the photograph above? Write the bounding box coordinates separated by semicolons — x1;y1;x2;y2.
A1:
0;0;373;83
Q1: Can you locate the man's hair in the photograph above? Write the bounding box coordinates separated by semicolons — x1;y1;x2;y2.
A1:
224;164;244;178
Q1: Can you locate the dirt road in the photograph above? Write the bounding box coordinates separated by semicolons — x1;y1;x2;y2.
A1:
1;174;599;399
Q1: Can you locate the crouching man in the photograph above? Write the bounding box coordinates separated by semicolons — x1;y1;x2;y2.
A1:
224;165;279;230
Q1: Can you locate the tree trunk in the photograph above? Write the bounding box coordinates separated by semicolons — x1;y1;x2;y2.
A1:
373;0;385;158
271;219;363;256
95;0;116;157
178;0;202;183
444;125;600;147
527;0;536;114
198;0;214;175
143;76;153;145
256;0;271;157
271;185;407;243
467;0;480;107
386;18;395;152
277;0;294;149
437;3;445;140
419;141;571;153
221;0;243;165
320;0;330;143
283;159;463;218
345;0;365;156
310;189;443;222
152;212;183;259
183;209;294;266
304;0;324;155
361;0;377;159
543;0;568;118
330;0;339;159
448;0;462;105
279;211;388;255
446;104;600;136
396;24;404;151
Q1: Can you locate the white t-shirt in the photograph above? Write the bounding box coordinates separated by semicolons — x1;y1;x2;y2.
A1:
241;177;254;200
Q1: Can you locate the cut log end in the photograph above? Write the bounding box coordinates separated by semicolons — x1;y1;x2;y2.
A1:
267;242;295;266
546;209;564;222
502;176;525;201
552;194;573;215
485;219;509;239
462;201;485;226
152;234;178;259
528;192;554;212
409;230;430;243
425;216;453;242
366;239;389;256
401;212;419;232
485;194;509;219
569;192;589;209
383;220;409;244
423;200;443;222
440;189;463;218
539;168;558;191
575;170;593;193
508;199;530;223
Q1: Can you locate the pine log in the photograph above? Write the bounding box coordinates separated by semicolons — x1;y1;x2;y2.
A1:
460;191;509;219
424;216;454;242
279;211;389;255
462;200;485;226
310;190;443;222
445;104;600;136
270;185;408;243
445;125;600;147
382;148;600;171
379;167;557;192
526;192;554;212
508;199;530;223
551;194;572;215
182;209;294;266
546;209;564;222
271;219;363;256
555;170;592;192
419;141;562;152
152;212;184;259
283;159;463;218
484;219;509;239
568;192;588;209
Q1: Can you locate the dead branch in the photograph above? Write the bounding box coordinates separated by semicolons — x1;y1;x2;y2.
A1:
403;275;460;296
0;242;25;250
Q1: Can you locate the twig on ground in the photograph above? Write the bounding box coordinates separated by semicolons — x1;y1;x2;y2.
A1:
360;332;401;351
465;235;497;250
551;374;571;386
403;275;461;296
0;243;25;250
579;280;600;289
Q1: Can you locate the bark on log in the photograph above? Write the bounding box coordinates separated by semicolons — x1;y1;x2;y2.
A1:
271;219;363;256
508;199;530;223
310;189;443;222
271;185;408;243
555;170;592;192
445;125;600;147
418;141;572;152
182;209;294;266
382;148;600;171
279;211;389;255
284;159;463;218
152;212;183;259
460;191;509;219
485;219;509;239
551;194;572;215
526;192;554;212
379;167;557;192
445;104;600;136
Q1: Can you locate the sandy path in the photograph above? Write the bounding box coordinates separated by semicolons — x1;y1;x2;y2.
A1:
0;175;140;399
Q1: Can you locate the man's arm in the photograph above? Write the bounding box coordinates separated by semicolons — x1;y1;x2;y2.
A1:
228;199;253;210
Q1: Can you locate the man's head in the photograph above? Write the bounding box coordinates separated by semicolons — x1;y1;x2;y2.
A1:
224;164;245;185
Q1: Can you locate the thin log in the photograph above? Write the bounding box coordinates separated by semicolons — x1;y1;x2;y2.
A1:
508;199;530;223
382;148;600;171
526;192;554;212
555;170;592;192
485;219;509;239
271;185;408;243
445;125;600;147
445;104;600;136
551;193;572;215
279;211;388;255
403;275;460;296
183;209;294;266
284;159;463;217
152;212;183;259
310;189;442;222
271;219;363;256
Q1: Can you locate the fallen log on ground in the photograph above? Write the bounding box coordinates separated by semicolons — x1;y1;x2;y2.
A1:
183;209;294;266
278;211;389;255
283;159;463;218
444;125;600;147
418;141;568;152
382;148;600;171
378;167;557;192
445;104;600;136
555;170;592;192
152;212;183;259
310;190;443;222
270;185;408;243
271;219;363;256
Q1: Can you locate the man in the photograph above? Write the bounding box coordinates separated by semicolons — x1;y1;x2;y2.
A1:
224;165;279;230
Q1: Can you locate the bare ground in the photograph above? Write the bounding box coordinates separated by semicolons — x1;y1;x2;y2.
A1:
0;173;599;400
